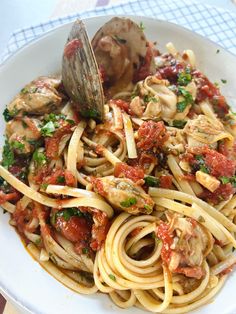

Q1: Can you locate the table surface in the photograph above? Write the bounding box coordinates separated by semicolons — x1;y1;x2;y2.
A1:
0;0;236;313
0;0;236;58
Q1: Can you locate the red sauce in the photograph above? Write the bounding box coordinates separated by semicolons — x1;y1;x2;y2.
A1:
160;175;172;189
90;177;107;197
114;162;144;183
205;150;235;178
64;39;83;59
64;170;76;186
110;99;129;112
193;70;229;117
90;211;110;251
45;123;72;159
187;146;236;178
174;266;205;279
201;183;234;204
157;60;184;83
182;174;196;182
56;216;91;243
157;222;173;264
137;121;169;151
130;227;142;237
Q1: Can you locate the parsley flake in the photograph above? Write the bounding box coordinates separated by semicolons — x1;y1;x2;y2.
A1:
41;121;55;137
120;197;137;208
109;274;116;281
144;176;160;187
221;79;227;84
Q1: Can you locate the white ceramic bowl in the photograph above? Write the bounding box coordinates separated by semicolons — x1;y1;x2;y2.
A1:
0;15;236;314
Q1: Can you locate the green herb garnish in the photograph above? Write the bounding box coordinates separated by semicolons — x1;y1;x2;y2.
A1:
57;176;65;184
82;247;89;254
143;95;158;103
41;121;55;137
177;86;194;112
177;70;192;86
108;274;116;281
2;140;14;168
120;197;137;208
56;208;84;221
11;141;25;151
144;204;152;213
172;120;187;128
144;176;160;187
33;149;47;166
3;108;12;122
216;49;220;54
139;21;145;31
220;176;230;184
80;108;99;119
221;79;227;84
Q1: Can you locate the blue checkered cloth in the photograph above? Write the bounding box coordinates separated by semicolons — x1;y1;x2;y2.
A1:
1;0;236;63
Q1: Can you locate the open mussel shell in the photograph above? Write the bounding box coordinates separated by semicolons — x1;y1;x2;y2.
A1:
62;19;105;121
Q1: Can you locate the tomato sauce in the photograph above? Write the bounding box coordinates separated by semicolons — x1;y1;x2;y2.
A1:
90;177;107;197
137;121;169;151
56;216;91;243
201;183;234;204
64;39;83;59
160;175;172;189
193;70;229;117
114;162;144;183
110;99;129;112
90;211;110;251
45;123;72;159
157;59;184;83
157;222;174;264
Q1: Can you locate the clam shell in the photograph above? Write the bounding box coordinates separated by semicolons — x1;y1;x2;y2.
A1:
62;19;105;121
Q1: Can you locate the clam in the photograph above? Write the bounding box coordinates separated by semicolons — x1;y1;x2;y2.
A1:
62;17;156;121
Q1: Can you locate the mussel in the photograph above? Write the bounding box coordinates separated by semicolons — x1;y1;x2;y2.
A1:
62;17;156;121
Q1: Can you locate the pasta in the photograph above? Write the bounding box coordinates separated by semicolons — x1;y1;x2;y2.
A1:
1;20;236;313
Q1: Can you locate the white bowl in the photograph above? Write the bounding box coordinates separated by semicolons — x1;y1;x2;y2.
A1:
0;15;236;314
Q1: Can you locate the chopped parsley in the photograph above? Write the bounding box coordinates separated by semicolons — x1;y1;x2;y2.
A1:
112;35;127;44
108;274;116;281
33;149;47;166
219;176;230;184
20;86;38;94
80;108;100;119
221;79;227;84
41;121;55;137
120;197;137;208
143;95;158;103
139;21;145;31
53;208;84;223
177;86;194;112
144;176;160;187
219;175;236;187
177;68;192;86
57;176;65;184
3;108;18;121
2;140;14;168
172;120;187;129
82;247;89;254
44;113;66;123
195;155;210;174
35;238;41;246
3;108;12;122
144;204;152;213
198;215;205;223
216;49;220;54
11;141;25;151
41;183;49;190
